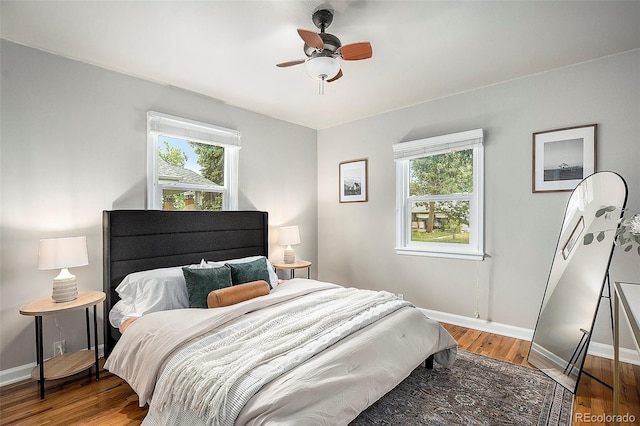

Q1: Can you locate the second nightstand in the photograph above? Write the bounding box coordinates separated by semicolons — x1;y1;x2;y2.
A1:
272;259;312;280
19;291;105;399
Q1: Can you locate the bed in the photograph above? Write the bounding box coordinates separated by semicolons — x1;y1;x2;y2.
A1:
102;210;457;425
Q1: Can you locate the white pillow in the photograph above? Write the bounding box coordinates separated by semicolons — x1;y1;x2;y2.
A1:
207;255;279;288
115;259;212;304
116;266;181;305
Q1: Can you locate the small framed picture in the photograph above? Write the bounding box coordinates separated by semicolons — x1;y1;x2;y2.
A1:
339;159;368;203
532;124;597;193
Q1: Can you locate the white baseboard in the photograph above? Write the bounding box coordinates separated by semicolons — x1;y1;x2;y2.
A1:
420;308;534;341
0;361;37;387
421;308;640;366
0;345;104;388
588;341;640;366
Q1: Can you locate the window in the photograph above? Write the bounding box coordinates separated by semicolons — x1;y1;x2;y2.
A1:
394;129;484;260
147;111;240;211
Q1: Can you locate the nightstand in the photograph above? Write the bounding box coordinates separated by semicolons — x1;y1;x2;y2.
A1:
19;291;105;399
272;259;312;280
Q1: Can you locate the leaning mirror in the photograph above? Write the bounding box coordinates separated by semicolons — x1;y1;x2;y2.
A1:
528;171;628;392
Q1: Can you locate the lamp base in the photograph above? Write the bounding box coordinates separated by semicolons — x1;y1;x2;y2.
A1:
283;246;296;264
52;269;78;303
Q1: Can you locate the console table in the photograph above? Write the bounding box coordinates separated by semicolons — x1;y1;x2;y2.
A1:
613;281;640;424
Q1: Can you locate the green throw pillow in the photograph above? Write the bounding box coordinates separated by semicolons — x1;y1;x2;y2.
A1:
182;265;232;308
228;258;272;287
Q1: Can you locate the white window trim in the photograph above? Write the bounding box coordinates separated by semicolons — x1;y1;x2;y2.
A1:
394;129;484;261
147;111;240;210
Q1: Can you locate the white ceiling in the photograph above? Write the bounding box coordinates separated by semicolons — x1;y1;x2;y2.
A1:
2;1;639;129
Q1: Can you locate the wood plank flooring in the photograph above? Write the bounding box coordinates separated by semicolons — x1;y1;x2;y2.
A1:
1;323;638;425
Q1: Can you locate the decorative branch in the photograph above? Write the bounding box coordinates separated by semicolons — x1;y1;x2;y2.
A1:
583;207;640;256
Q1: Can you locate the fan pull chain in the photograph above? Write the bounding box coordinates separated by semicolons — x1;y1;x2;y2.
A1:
319;75;326;95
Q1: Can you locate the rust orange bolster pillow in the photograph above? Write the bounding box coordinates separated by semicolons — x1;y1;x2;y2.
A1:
207;280;270;308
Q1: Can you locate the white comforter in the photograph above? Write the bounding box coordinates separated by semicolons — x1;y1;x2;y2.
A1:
105;279;457;426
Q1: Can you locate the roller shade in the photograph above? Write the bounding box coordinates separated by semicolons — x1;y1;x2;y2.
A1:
148;111;240;148
393;128;482;161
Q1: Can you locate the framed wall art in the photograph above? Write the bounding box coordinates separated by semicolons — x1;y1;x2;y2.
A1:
339;159;368;203
532;124;597;193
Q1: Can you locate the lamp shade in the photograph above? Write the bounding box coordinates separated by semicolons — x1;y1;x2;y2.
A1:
38;236;89;270
278;226;301;246
304;56;340;81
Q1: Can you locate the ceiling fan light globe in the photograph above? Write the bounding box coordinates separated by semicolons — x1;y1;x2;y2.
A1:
304;57;340;81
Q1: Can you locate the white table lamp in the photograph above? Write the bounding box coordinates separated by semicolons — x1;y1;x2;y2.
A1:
38;236;88;302
278;226;301;264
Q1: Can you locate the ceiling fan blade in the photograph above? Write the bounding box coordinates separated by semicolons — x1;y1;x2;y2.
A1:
297;29;324;50
337;42;372;60
327;69;343;83
276;59;306;67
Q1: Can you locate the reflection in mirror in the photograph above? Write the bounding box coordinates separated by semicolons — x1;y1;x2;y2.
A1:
528;171;628;392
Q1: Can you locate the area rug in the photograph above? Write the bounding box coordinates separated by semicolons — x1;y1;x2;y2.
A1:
350;349;573;426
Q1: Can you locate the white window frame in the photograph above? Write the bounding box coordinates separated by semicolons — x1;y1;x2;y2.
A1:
394;129;484;260
147;111;240;210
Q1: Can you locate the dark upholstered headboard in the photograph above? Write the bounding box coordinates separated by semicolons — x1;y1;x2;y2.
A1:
102;210;269;356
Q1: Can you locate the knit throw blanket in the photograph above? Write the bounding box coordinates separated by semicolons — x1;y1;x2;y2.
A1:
151;287;410;426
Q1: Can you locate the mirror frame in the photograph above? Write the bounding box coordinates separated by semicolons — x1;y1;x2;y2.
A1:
528;171;628;393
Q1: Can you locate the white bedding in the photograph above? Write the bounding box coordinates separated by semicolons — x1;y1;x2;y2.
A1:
105;279;457;425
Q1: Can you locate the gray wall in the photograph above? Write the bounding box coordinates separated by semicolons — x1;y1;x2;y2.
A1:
2;39;638;374
318;50;640;343
0;40;318;371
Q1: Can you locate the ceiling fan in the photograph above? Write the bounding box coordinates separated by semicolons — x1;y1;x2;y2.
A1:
277;9;373;93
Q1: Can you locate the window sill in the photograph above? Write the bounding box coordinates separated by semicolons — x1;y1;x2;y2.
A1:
395;247;484;261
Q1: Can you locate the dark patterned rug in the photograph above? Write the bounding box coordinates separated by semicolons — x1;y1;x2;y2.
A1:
350;350;573;425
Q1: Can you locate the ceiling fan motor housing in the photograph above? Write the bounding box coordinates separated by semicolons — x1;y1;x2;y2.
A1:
304;33;341;56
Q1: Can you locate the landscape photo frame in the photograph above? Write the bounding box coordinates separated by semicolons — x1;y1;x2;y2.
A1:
532;124;597;193
339;159;368;203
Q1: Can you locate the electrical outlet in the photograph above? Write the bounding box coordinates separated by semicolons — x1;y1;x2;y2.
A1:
53;340;65;357
397;293;404;300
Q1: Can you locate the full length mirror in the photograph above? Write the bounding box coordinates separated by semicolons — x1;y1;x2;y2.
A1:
528;171;628;392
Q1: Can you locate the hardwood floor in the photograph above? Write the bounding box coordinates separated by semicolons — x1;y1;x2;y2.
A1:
1;324;638;425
